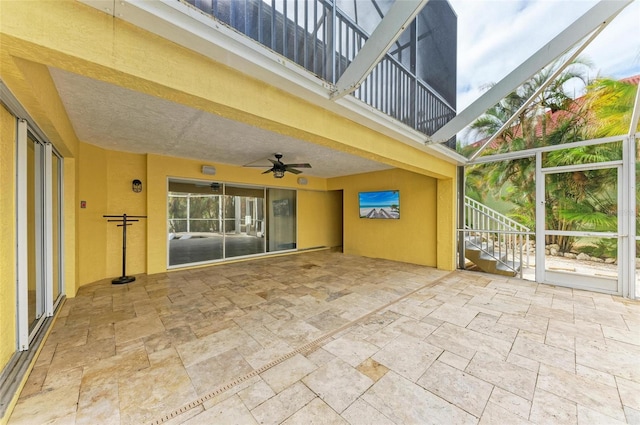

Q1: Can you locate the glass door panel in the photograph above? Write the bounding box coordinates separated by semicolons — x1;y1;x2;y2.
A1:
168;181;224;266
544;168;617;233
542;166;620;294
267;188;297;252
224;185;265;258
26;134;45;333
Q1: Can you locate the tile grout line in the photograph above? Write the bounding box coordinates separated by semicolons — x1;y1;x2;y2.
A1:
147;270;456;425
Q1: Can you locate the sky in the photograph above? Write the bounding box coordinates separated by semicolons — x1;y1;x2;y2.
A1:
447;0;640;111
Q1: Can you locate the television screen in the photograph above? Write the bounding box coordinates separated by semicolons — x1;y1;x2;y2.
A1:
359;190;400;219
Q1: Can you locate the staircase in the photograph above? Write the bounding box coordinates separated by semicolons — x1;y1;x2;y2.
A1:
463;197;531;278
464;235;521;277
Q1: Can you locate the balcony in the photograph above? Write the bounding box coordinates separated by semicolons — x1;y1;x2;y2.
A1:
183;0;457;145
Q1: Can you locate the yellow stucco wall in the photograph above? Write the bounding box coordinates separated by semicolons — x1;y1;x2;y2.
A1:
75;145;148;288
74;146;451;283
0;105;17;371
76;143;109;289
330;169;440;267
105;151;148;278
297;190;343;249
146;154;329;275
64;158;77;296
2;0;458;282
437;178;456;271
1;0;456;182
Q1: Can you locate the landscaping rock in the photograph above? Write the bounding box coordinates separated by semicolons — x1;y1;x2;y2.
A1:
604;258;616;264
550;247;558;256
563;253;577;259
591;257;605;263
577;253;590;261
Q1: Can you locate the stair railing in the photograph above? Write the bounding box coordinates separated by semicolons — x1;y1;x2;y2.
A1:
462;196;532;278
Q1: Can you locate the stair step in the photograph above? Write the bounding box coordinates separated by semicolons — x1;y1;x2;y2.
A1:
496;260;521;275
464;236;483;245
464;244;521;277
478;252;508;263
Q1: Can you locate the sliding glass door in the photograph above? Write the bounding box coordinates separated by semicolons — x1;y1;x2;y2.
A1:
168;179;295;267
17;121;64;350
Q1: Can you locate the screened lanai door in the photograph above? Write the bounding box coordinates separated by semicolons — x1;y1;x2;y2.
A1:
536;154;622;295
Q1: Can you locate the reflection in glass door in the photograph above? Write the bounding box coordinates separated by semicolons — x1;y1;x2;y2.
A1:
538;159;621;294
267;188;297;252
224;185;265;258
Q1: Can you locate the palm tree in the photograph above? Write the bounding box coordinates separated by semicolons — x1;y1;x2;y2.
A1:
581;76;640;256
582;77;639;137
466;57;592;152
465;58;593;224
467;73;637;255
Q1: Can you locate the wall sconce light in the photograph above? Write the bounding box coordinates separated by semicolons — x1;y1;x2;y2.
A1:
132;179;142;193
297;177;308;185
202;165;216;175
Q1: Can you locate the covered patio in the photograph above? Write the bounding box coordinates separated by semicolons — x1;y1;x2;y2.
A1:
9;251;640;424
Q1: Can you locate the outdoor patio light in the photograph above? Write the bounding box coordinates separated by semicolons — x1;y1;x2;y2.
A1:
132;179;142;193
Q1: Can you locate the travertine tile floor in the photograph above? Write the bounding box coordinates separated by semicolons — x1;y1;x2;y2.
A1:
9;251;640;424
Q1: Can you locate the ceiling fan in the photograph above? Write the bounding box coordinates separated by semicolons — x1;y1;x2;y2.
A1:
245;153;311;178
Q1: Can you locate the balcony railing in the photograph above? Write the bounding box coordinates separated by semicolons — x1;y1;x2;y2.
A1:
182;0;456;138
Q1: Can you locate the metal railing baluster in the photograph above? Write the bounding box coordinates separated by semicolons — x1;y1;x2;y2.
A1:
185;0;456;137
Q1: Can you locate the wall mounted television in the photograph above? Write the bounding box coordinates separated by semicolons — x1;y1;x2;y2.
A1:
358;190;400;219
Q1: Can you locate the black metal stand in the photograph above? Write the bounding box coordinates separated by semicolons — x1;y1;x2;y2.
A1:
103;214;147;285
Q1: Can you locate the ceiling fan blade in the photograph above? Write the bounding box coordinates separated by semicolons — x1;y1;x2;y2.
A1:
285;163;312;168
285;167;303;174
243;158;279;167
262;168;274;174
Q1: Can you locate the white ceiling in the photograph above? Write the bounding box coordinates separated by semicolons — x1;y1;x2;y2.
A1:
49;67;393;179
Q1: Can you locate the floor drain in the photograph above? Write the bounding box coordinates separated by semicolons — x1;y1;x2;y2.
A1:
149;270;453;425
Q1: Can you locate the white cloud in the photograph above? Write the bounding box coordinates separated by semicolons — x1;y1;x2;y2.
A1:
449;0;640;110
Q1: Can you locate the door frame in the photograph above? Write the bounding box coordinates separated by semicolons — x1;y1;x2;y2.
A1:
535;152;623;295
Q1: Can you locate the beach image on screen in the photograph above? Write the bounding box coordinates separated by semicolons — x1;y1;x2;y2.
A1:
359;190;400;219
